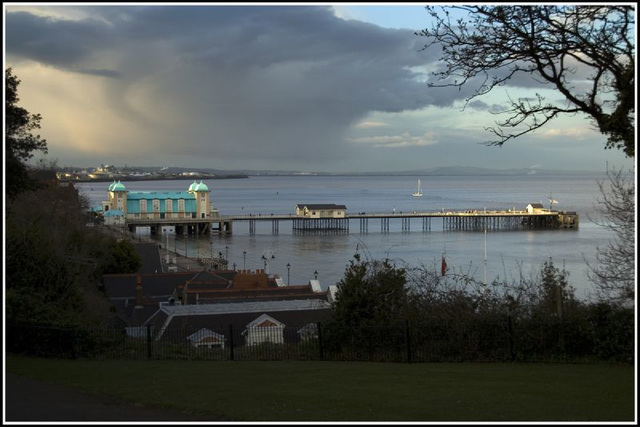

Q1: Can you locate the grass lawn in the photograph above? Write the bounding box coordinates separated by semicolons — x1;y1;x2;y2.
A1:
6;356;635;422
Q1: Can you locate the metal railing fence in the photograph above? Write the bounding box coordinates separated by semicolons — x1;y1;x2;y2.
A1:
7;315;633;363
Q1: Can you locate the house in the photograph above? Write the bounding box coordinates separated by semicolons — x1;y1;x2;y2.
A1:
187;328;226;349
178;270;328;305
242;314;285;345
144;299;333;346
295;204;347;218
526;203;546;213
103;209;125;226
103;268;330;326
102;272;189;326
297;323;319;341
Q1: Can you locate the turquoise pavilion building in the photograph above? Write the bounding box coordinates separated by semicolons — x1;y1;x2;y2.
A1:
102;181;215;221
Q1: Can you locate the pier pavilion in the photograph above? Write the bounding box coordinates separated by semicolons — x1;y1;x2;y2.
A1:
102;180;228;235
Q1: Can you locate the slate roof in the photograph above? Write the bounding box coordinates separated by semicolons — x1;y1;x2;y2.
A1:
145;299;333;343
296;204;347;210
102;272;190;299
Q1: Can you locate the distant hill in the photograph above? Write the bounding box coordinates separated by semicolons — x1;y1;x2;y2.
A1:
63;165;604;177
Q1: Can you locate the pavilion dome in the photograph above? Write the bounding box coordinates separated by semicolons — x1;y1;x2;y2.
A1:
194;181;209;192
109;181;127;192
188;181;198;192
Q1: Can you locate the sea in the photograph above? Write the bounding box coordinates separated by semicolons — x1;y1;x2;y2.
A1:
77;173;619;299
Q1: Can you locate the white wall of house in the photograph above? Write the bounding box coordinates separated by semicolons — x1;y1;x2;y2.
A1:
243;314;285;345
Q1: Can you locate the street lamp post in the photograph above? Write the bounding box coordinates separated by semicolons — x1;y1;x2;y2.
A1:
287;263;291;286
261;250;275;275
314;270;318;280
243;251;247;270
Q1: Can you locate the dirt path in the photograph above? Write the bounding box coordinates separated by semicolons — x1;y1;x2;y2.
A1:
5;373;216;422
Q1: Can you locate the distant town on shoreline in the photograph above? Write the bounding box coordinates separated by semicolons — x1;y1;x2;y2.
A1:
54;164;607;183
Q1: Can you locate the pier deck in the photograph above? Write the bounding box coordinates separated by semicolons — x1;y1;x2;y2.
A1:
124;209;578;235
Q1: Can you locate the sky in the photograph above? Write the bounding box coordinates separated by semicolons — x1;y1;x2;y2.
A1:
3;3;634;173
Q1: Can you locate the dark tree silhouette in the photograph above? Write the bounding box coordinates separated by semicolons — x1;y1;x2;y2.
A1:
417;5;635;156
5;67;49;199
587;168;635;304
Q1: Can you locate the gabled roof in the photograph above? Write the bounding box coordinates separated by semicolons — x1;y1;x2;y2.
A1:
296;204;347;210
187;270;236;288
245;314;285;329
146;299;333;342
187;328;225;343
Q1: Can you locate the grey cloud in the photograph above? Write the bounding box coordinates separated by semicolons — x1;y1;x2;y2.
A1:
467;100;508;113
3;6;481;169
6;11;117;73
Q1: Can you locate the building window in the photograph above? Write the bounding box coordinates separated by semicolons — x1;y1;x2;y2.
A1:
178;199;185;211
153;199;160;211
140;199;147;213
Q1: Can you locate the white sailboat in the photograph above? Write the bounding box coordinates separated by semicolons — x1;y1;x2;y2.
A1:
412;179;423;197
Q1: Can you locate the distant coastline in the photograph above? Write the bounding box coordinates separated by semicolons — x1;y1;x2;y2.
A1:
58;174;248;183
54;165;609;183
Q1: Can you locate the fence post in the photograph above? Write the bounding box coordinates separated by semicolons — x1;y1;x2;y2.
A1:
147;324;152;359
405;320;412;364
317;322;324;360
507;315;515;361
228;324;235;361
71;327;78;360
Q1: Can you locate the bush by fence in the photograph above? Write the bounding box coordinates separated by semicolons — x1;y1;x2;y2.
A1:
7;310;634;364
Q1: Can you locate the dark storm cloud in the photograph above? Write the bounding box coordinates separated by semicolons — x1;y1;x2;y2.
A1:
5;5;497;169
5;11;120;76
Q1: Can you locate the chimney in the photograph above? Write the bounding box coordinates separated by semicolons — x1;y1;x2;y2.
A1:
135;275;143;309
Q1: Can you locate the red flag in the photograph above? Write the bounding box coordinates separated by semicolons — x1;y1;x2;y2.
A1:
441;256;447;276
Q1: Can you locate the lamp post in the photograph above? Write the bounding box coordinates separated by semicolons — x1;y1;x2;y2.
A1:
225;245;229;261
314;270;318;280
287;263;291;286
243;251;247;270
261;250;275;275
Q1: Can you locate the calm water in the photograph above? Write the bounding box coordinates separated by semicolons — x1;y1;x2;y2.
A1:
78;174;614;298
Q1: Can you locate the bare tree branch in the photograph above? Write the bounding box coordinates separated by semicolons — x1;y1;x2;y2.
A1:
416;5;635;156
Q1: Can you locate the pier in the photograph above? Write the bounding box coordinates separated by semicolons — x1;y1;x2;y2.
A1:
124;209;578;235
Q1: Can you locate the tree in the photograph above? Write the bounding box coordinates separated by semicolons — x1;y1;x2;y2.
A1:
538;258;576;318
587;167;635;304
323;254;410;356
98;239;142;275
332;254;409;328
5;67;49;199
417;5;635;156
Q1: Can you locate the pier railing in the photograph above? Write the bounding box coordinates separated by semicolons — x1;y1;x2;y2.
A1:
122;209;577;234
